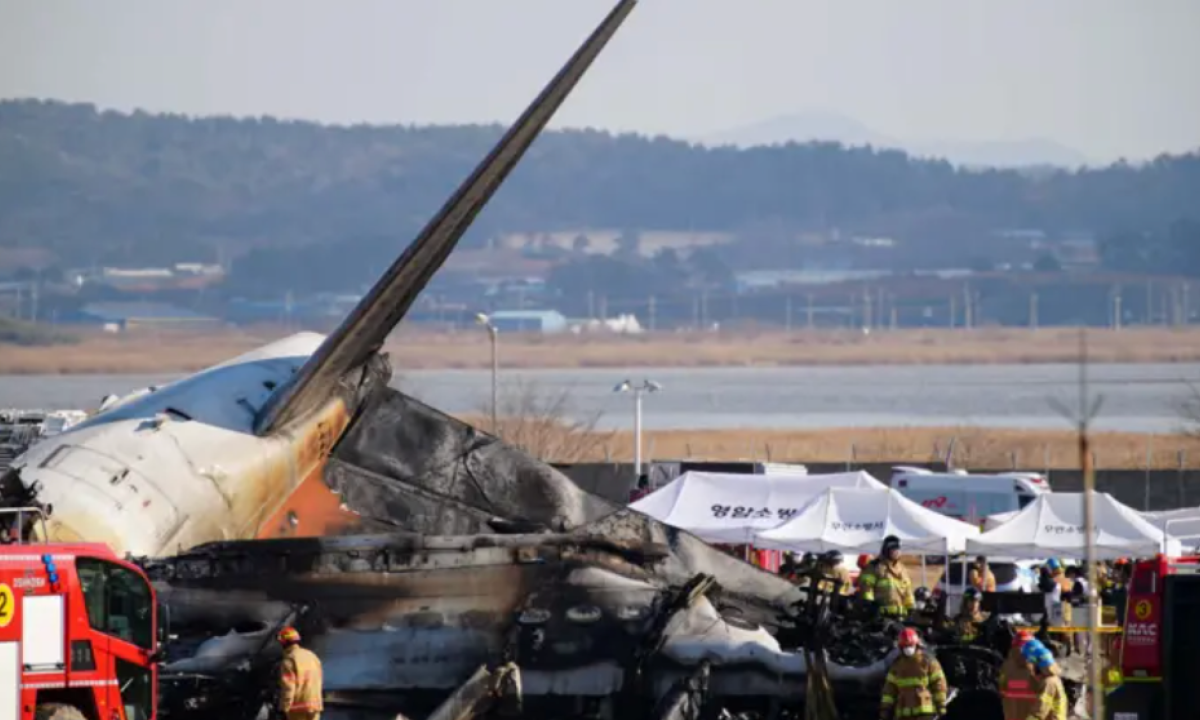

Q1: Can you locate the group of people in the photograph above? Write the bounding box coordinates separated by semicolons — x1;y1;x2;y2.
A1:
781;539;1082;719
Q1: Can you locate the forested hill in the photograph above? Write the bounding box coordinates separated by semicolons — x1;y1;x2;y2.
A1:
1;99;1198;271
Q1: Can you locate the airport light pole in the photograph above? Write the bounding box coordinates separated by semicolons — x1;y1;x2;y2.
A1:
614;379;662;481
475;313;499;434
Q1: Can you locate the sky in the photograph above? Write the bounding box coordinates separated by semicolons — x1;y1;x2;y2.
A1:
2;0;1198;164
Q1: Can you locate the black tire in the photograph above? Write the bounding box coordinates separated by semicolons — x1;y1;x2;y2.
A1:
35;705;88;720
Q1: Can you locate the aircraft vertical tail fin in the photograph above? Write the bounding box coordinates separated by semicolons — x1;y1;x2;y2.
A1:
256;0;638;435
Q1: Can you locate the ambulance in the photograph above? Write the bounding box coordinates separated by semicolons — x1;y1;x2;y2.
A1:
888;466;1050;522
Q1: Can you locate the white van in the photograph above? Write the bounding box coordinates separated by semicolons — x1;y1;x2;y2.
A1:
889;467;1049;522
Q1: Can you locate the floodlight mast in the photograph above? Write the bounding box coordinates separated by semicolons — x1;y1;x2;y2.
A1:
476;313;499;434
614;379;662;483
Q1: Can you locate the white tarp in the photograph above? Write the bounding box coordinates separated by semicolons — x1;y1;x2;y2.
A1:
754;487;982;555
967;492;1182;560
629;470;885;544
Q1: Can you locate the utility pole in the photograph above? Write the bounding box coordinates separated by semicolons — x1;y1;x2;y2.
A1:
1183;283;1191;325
599;294;608;321
29;281;38;324
1029;291;1038;330
1112;289;1122;331
963;284;973;330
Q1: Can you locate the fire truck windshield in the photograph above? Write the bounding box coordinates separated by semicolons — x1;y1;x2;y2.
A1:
76;557;154;650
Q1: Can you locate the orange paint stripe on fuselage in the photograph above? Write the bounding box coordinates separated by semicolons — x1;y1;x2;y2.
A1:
257;463;363;539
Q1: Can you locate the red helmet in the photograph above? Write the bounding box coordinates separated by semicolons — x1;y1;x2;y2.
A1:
277;627;301;646
1013;629;1034;648
857;554;871;569
898;628;920;648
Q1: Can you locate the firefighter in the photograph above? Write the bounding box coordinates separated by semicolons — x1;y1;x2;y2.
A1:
861;535;914;618
1045;558;1073;627
816;549;853;595
880;627;948;720
999;630;1038;720
967;555;996;593
277;627;324;720
949;587;986;643
856;553;875;594
1023;639;1068;720
793;552;818;588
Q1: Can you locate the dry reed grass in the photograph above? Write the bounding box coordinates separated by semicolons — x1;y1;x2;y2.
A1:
456;418;1200;470
4;326;1200;374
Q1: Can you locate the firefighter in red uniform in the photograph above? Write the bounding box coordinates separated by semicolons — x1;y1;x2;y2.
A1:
999;629;1038;720
277;627;324;720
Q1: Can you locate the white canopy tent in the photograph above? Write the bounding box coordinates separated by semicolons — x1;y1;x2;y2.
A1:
966;492;1182;560
983;509;1020;532
1144;507;1200;550
754;487;982;555
629;470;885;544
985;504;1200;550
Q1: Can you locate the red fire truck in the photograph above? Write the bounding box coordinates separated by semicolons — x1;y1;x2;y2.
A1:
0;508;160;720
1106;554;1200;720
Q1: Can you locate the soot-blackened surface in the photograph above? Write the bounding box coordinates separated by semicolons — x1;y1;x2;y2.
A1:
330;388;615;532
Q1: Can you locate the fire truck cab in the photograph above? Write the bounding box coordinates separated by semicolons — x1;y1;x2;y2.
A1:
0;508;160;720
1107;554;1200;720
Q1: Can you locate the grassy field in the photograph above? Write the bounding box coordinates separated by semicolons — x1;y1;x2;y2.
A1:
3;325;1200;374
465;418;1200;470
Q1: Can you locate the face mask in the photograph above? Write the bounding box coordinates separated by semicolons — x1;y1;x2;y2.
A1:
902;646;916;657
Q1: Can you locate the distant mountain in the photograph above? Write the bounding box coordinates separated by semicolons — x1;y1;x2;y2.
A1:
698;111;1091;169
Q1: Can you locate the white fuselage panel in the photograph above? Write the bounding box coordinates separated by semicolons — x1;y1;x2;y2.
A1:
13;333;328;557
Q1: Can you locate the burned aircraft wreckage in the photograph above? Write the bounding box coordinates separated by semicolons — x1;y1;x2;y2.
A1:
0;1;1084;718
142;387;1076;720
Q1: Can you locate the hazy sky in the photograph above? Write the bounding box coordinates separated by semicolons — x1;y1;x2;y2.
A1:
2;0;1198;163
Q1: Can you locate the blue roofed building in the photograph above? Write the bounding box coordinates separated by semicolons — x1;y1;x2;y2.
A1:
75;302;221;331
488;309;567;333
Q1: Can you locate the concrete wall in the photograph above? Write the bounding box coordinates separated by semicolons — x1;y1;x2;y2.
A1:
557;461;1200;511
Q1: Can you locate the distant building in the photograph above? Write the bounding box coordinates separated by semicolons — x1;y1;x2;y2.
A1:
75;302;221;331
489;309;567;333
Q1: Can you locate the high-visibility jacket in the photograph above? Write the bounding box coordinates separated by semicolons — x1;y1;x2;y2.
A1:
1053;575;1073;625
816;565;854;595
857;562;877;594
280;645;324;713
998;650;1039;720
880;652;948;719
1026;672;1067;720
968;565;996;592
863;560;914;616
951;607;985;642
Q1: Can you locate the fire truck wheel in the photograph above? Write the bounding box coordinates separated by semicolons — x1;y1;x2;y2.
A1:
34;704;88;720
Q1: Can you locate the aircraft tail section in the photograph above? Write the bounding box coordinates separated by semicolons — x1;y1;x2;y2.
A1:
255;0;638;435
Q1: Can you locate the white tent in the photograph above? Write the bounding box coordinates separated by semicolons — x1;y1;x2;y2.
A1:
629;470;885;544
754;487;982;555
966;492;1182;560
983;510;1020;532
1144;507;1200;549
